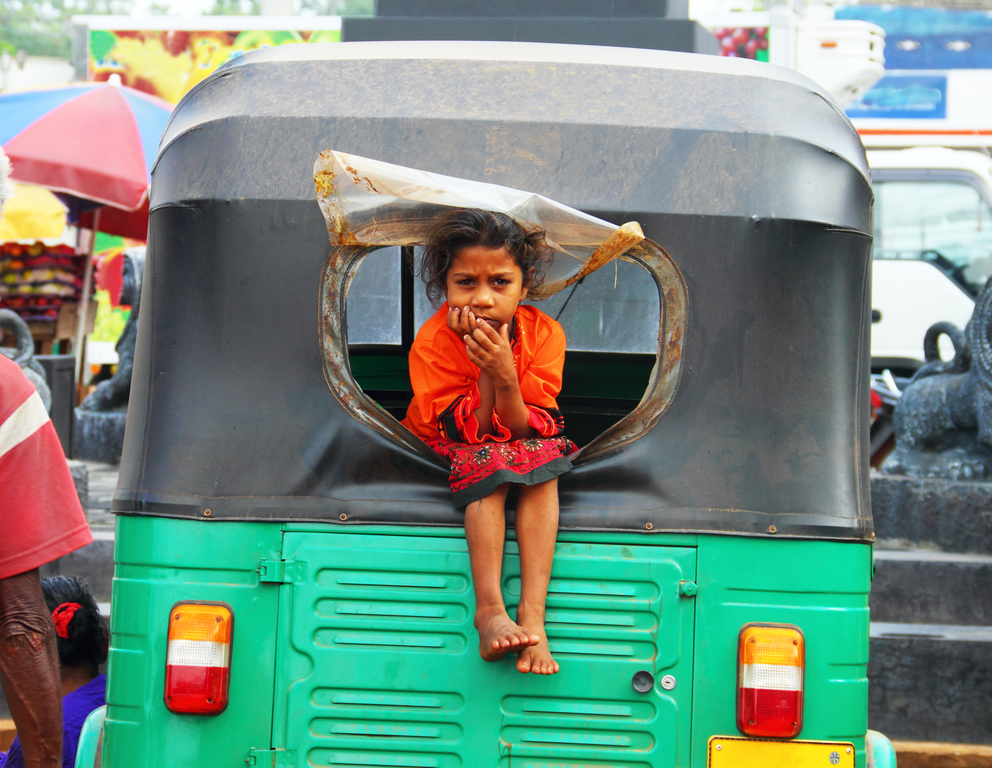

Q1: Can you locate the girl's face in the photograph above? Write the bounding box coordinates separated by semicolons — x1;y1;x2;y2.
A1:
444;245;528;331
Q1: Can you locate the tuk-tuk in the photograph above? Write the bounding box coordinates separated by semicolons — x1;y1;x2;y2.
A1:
81;40;894;768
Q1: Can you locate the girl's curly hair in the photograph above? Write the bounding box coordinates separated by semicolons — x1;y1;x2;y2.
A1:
418;208;555;307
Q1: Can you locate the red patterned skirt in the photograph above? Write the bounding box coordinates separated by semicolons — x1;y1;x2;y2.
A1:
427;435;577;508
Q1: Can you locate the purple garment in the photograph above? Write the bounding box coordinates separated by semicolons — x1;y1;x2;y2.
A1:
0;674;106;768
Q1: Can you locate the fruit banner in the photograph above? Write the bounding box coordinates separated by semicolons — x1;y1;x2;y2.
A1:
713;27;769;61
89;29;341;104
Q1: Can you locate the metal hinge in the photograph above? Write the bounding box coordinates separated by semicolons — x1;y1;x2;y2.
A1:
256;559;304;584
257;560;286;583
246;748;296;767
246;749;273;767
679;580;698;597
255;560;307;584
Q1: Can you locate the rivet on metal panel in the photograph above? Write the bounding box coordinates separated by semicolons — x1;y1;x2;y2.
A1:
203;509;212;517
645;522;653;530
768;524;777;533
716;744;722;751
339;514;348;521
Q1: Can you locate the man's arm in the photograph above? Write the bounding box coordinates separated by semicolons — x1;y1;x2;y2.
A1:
0;568;62;768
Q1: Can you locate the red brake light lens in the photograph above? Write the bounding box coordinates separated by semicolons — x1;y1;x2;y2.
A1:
737;623;804;738
164;602;232;715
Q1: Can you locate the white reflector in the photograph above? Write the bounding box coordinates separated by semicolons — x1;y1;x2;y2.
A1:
741;663;803;691
167;639;229;668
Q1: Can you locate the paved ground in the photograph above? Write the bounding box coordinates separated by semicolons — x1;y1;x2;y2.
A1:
79;460;118;535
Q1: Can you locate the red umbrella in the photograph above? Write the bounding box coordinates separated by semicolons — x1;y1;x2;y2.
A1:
0;79;172;383
79;199;150;241
0;79;172;211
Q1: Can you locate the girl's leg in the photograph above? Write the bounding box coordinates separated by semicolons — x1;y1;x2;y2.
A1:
514;477;560;675
466;483;540;662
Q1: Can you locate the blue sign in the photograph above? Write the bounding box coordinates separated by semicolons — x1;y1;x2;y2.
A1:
836;6;992;70
846;74;947;119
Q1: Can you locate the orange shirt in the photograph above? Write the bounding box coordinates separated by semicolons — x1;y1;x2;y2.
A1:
403;304;566;444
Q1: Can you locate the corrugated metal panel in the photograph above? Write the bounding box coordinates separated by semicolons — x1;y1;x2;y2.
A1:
274;533;696;767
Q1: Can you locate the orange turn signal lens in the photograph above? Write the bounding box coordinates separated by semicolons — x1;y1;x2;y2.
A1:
164;602;233;715
737;623;804;738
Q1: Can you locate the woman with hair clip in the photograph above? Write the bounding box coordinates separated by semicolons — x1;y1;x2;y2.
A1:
0;577;108;768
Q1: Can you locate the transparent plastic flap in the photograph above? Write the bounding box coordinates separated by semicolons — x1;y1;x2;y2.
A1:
313;150;644;299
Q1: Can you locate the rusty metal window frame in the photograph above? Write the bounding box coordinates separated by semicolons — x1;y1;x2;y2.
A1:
320;239;687;465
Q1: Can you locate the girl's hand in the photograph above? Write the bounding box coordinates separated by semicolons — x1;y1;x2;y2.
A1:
447;305;477;338
464;319;516;388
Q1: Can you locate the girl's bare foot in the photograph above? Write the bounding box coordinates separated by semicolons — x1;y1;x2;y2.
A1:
475;607;540;662
515;615;559;675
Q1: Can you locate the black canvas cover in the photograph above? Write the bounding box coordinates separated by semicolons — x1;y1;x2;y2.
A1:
116;41;874;540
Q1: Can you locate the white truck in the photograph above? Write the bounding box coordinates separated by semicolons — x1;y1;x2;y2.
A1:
698;6;991;373
868;147;992;374
857;66;992;374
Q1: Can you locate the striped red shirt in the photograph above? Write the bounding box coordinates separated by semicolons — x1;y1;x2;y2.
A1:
0;355;91;579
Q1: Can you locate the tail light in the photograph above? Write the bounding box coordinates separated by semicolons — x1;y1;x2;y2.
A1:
164;602;233;715
737;623;804;738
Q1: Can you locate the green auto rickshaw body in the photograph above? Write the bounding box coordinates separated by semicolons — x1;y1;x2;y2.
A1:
97;41;883;768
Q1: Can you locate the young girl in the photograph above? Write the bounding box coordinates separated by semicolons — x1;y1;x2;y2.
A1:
402;208;576;676
0;576;108;768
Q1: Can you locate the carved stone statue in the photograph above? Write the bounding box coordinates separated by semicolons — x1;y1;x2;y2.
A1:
0;309;52;412
78;249;144;414
882;277;992;481
74;248;145;464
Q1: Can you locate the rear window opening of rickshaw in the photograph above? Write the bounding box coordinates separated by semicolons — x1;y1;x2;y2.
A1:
343;246;660;448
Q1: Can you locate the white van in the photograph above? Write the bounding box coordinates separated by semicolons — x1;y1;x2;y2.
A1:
868;147;992;372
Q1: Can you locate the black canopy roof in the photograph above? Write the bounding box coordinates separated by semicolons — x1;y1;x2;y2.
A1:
117;41;874;540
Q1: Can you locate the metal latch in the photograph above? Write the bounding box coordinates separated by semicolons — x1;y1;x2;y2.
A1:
246;748;296;767
679;580;698;597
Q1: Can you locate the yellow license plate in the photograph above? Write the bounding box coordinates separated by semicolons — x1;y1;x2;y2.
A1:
709;735;855;767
